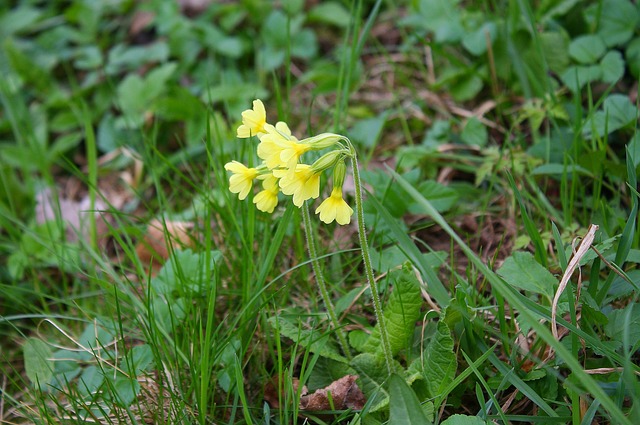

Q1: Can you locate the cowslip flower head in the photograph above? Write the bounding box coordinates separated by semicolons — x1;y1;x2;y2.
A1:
274;164;320;207
257;122;297;169
253;174;279;213
224;161;258;200
237;99;267;138
315;186;353;225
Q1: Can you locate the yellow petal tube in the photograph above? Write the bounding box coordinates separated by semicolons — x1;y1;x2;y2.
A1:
315;187;353;225
236;99;267;138
253;175;279;213
224;161;258;200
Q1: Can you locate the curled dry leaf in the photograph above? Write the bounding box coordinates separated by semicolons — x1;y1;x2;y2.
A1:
299;375;365;412
135;219;194;273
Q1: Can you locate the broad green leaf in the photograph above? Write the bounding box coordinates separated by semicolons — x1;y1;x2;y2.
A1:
460;117;488;147
497;251;557;298
409;181;458;214
111;375;141;407
423;321;457;400
462;22;496;56
540;31;570;73
600;50;625;84
23;338;53;386
417;0;464;43
350;353;390;411
605;304;640;348
388;374;432;425
584;94;639;138
307;357;354;391
560;65;602;92
267;316;347;362
626;37;640;77
440;414;487;425
308;2;351;27
363;265;424;355
78;365;105;397
597;0;639;47
348;112;388;149
152;249;222;295
568;35;606;64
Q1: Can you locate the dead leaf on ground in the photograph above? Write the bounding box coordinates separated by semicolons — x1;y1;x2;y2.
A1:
300;375;365;412
135;219;195;274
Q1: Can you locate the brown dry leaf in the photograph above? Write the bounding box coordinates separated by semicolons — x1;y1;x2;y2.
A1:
263;377;307;409
135;219;195;273
35;188;111;245
299;375;365;411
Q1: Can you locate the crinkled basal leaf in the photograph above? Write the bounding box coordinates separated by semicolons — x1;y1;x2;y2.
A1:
424;321;457;400
497;251;557;299
267;316;346;363
350;353;390;412
388;374;432;425
153;249;222;295
24;338;53;386
363;265;423;355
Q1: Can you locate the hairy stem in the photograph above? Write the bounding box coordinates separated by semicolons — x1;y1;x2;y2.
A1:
348;140;394;374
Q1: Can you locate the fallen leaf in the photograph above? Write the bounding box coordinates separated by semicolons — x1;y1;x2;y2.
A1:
300;375;365;411
135;219;195;273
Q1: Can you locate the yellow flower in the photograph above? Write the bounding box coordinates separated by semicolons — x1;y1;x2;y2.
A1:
253;174;279;213
237;99;267;138
257;122;297;169
275;138;312;171
275;164;320;207
224;161;258;200
315;186;353;225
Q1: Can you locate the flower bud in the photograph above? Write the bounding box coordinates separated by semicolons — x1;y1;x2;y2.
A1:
300;133;344;150
310;150;344;174
332;159;347;189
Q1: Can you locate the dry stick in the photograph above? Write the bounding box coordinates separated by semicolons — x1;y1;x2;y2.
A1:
551;224;599;341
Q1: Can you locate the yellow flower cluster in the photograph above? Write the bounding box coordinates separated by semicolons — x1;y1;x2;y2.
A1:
224;100;354;225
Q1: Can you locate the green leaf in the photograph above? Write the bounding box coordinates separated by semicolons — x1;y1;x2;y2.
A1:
561;65;602;92
605;304;640;348
625;37;640;78
388;374;432;425
568;35;606;64
423;321;457;400
597;0;639;47
363;265;424;355
462;22;497;56
409;181;458;214
600;50;625;84
540;31;570;73
111;375;141;407
267;316;347;362
152;249;222;295
308;2;351;27
417;0;464;43
584;94;639;138
350;353;390;411
348;113;388;149
440;414;487;425
460;117;488;147
23;338;53;386
497;251;557;298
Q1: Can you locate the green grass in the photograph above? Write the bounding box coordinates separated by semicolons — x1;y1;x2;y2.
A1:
1;0;640;424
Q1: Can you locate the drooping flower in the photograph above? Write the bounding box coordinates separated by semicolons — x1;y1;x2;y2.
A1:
315;186;353;225
253;174;279;213
224;161;258;200
237;99;267;138
275;164;320;207
257;122;296;169
275;138;312;172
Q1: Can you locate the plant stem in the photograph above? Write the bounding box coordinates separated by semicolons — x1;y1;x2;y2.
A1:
348;140;394;374
301;202;352;361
